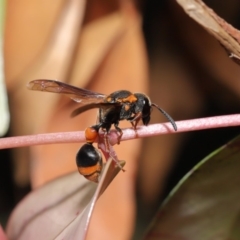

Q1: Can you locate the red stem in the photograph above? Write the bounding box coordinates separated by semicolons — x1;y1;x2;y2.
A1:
0;114;239;149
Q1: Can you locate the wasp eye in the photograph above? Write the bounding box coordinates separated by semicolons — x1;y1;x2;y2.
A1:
142;115;150;125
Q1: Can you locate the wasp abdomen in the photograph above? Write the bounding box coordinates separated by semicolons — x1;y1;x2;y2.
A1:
76;143;102;183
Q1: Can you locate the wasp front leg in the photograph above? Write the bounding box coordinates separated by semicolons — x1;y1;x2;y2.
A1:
114;123;123;144
129;112;142;129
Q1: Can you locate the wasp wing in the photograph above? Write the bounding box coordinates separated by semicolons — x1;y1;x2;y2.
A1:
27;79;106;105
71;103;117;117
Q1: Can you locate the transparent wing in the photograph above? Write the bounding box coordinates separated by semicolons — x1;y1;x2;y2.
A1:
27;79;106;105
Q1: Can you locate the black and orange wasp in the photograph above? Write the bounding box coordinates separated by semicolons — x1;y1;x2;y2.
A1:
27;79;177;182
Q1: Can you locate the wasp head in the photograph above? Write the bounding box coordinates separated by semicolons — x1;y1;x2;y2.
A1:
133;93;152;125
133;93;177;131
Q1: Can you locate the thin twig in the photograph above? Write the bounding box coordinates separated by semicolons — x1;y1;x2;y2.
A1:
0;114;239;149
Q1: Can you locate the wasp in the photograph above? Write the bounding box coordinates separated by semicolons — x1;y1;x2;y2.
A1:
27;79;177;182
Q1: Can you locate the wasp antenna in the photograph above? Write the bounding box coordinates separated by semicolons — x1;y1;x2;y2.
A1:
151;103;177;131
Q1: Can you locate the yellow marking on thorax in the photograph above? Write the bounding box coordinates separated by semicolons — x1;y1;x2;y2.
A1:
122;94;137;103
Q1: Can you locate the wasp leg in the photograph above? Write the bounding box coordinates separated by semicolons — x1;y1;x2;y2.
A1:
130;112;142;129
102;129;125;172
102;129;110;152
114;123;123;144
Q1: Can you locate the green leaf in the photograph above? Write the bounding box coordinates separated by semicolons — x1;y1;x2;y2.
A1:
144;135;240;240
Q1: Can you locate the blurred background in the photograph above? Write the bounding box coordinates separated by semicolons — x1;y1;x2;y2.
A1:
1;0;240;238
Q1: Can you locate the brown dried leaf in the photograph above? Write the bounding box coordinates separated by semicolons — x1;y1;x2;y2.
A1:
6;172;97;240
5;1;147;239
176;0;240;62
30;2;147;187
55;159;125;240
5;0;86;187
70;12;127;87
6;159;125;240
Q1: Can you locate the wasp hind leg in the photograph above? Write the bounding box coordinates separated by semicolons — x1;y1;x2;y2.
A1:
102;126;125;172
